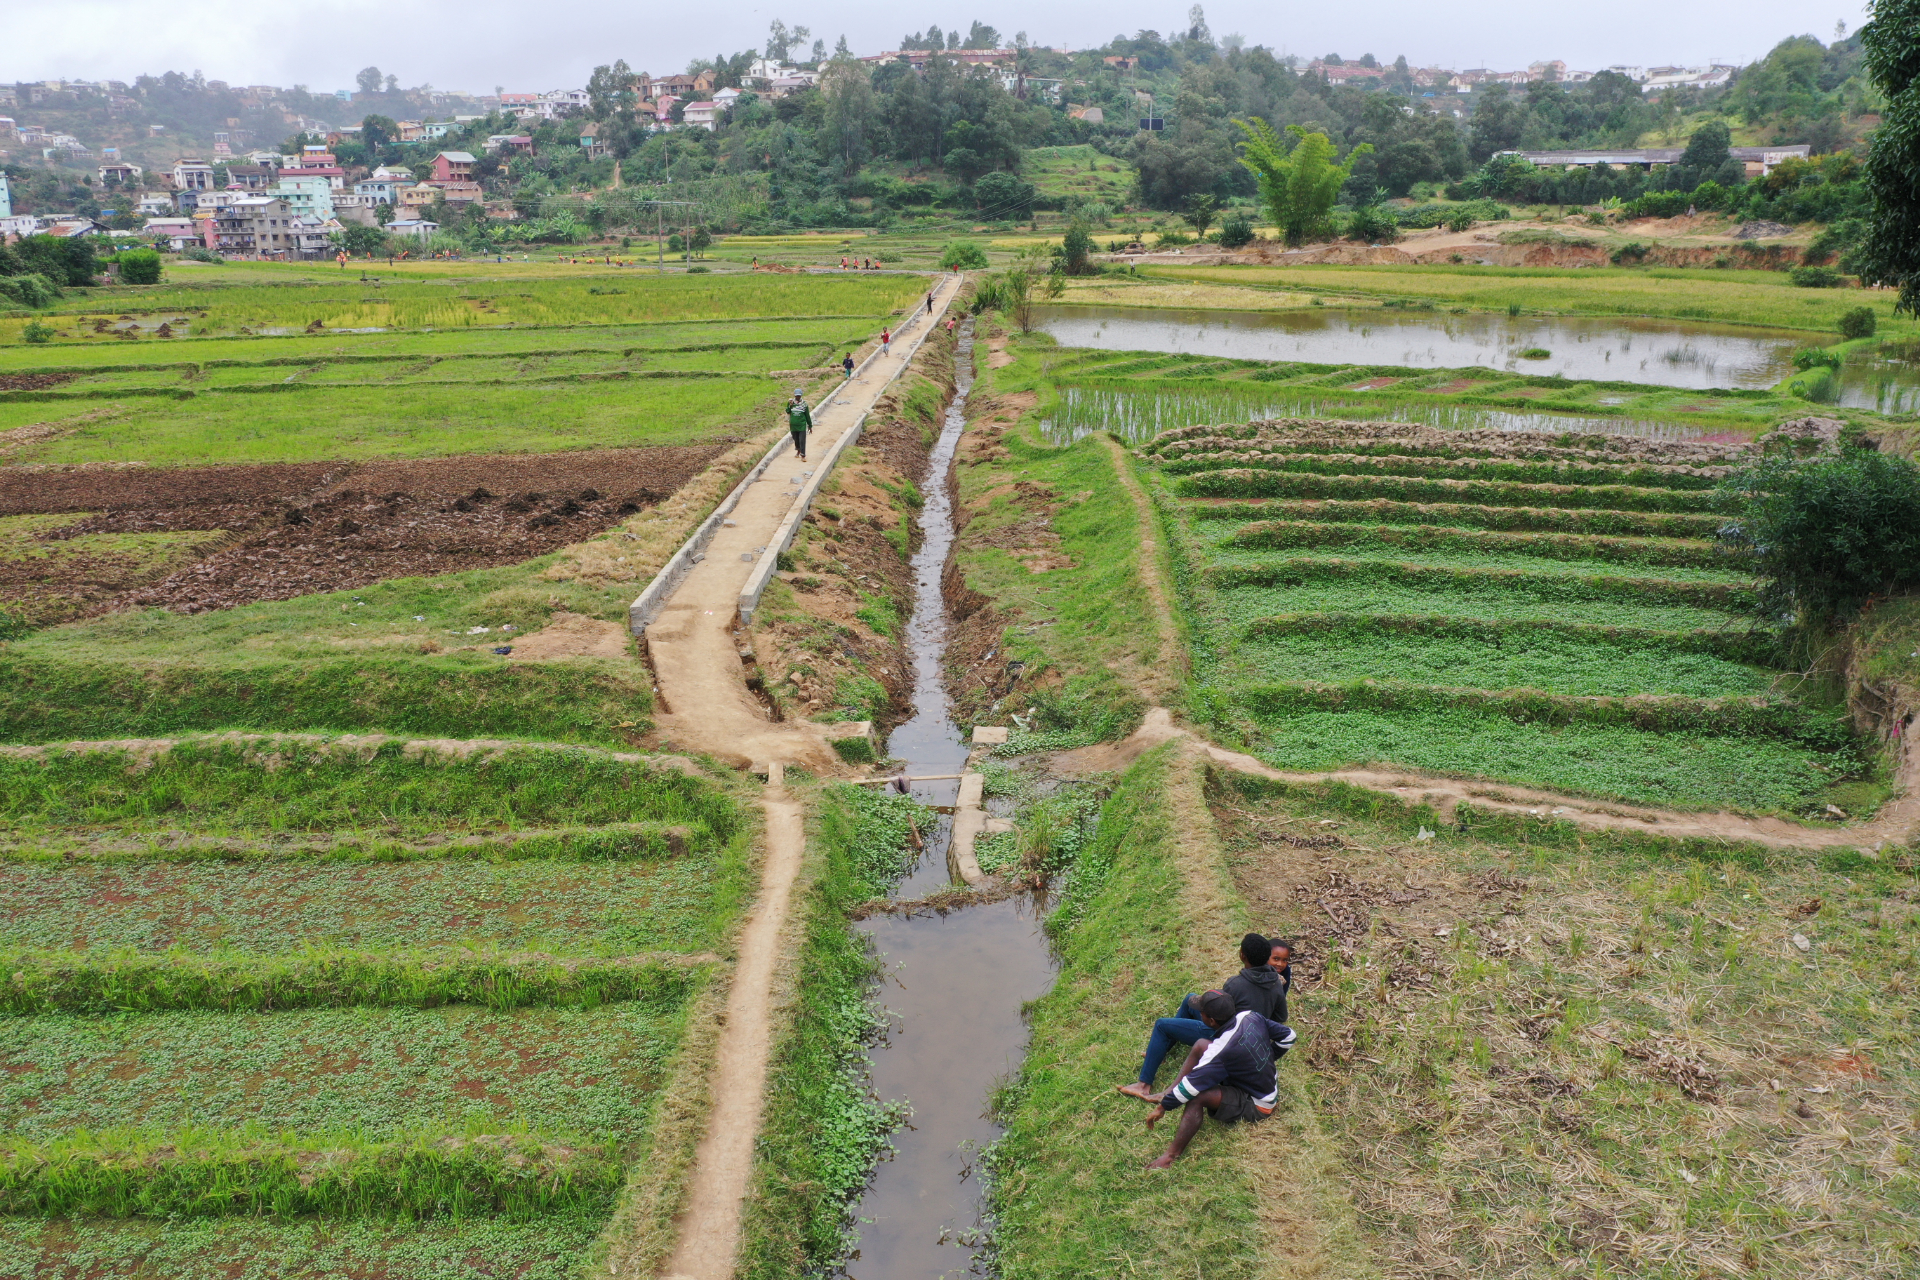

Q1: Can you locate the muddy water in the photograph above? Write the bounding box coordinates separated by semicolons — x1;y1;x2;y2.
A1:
845;321;1059;1278
1035;303;1812;389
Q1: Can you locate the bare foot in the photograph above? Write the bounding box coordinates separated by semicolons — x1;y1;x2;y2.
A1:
1146;1154;1175;1170
1117;1082;1158;1101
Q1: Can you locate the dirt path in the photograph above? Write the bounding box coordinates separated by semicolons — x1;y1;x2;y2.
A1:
661;786;804;1280
648;280;961;1278
644;279;960;773
1098;436;1185;700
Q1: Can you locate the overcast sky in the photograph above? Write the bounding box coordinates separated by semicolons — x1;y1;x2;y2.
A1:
6;0;1867;95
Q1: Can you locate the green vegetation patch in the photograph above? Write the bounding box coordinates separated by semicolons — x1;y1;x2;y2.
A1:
11;377;782;467
1245;705;1853;812
0;739;737;844
1179;467;1723;513
1208;556;1756;610
0;999;692;1142
0;950;707;1016
0;1215;604;1280
0;1131;621;1221
1227;626;1775;699
1183;497;1726;539
1213;578;1746;633
1159;450;1725;491
0;858;736;956
1225;518;1727;571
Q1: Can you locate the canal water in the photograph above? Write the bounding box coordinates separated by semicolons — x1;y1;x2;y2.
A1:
844;319;1059;1279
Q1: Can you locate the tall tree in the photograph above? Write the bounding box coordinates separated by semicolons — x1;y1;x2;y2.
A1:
355;66;383;96
1234;119;1372;245
819;56;875;176
1854;0;1920;311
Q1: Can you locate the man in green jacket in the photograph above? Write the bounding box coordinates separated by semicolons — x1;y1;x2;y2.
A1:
786;388;812;461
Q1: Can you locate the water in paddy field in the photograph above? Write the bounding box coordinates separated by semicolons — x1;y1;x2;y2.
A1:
1040;385;1730;446
1034;304;1812;389
844;319;1059;1279
1834;341;1920;413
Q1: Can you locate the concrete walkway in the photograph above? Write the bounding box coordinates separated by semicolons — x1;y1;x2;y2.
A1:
636;275;961;774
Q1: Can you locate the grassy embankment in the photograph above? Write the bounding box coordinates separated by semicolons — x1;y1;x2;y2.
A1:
1209;768;1918;1278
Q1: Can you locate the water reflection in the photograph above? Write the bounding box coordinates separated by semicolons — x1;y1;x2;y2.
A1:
1034;305;1810;390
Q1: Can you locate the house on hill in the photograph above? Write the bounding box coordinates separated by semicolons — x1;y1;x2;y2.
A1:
430;151;475;183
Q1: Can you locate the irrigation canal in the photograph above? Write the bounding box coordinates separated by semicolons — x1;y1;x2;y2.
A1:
844;321;1059;1277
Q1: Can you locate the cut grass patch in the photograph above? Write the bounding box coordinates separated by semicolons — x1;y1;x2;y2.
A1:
1223;518;1728;571
1183;497;1726;539
1212;579;1746;633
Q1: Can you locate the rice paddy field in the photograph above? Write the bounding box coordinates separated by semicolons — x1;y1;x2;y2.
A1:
0;737;749;1275
1147;417;1880;818
0;264;843;1275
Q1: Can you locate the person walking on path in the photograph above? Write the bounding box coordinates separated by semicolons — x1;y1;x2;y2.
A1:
842;353;855;378
927;289;936;315
786;388;813;461
880;327;891;356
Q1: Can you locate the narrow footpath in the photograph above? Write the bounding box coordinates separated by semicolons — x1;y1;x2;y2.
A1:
643;277;961;1280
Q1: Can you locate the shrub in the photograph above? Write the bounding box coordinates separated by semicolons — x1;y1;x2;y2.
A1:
1059;220;1096;275
1793;347;1845;371
1446;209;1475;232
1789;264;1844;287
1345;202;1398;243
1610;242;1650;265
0;272;60;308
1517;347;1551;359
1838;306;1877;339
1718;448;1920;622
939;239;989;270
181;246;223;263
21;321;54;344
116;248;163;285
1216;213;1255;249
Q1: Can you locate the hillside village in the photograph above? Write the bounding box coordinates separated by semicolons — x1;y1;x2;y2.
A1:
0;18;1877;261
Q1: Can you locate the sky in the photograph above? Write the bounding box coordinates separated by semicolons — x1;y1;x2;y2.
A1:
5;0;1866;95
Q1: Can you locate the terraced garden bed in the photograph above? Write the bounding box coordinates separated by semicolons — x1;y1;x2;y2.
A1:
1156;417;1880;817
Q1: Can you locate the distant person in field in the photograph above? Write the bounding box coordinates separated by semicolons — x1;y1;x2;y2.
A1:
880;327;891;355
842;353;855;377
1118;933;1292;1100
786;388;812;461
1143;990;1294;1168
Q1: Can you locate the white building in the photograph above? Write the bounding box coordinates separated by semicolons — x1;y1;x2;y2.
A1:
386;218;439;239
141;216;205;250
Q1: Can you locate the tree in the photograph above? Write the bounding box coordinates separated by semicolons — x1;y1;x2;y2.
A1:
13;235;98;287
1718;447;1920;623
939;239;989;269
1183;192;1219;237
819;56;875;176
974;170;1036;218
588;60;637;118
766;19;809;60
1217;211;1255;248
965;20;1001;48
978;244;1063;332
1057;220;1096;274
355;66;383;96
116;248;162;284
1676;119;1733;183
361;114;399;150
1854;0;1920;312
1233;119;1373;246
333;223;391;256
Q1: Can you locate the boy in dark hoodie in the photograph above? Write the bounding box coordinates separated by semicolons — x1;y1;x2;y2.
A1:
1144;989;1296;1167
1117;933;1293;1101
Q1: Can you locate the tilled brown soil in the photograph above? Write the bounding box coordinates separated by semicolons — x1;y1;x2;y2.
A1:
0;374;77;393
1;446;728;617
